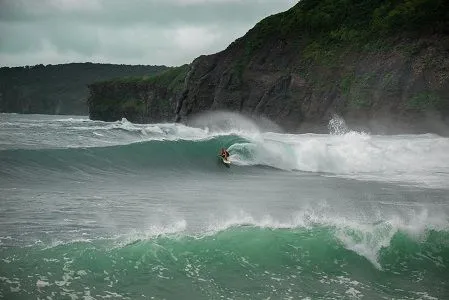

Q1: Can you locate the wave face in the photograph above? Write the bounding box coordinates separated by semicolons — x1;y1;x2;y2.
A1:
1;113;449;187
0;136;249;177
1;113;449;300
1;226;448;300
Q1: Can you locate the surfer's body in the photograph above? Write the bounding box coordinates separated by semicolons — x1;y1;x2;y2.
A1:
220;148;230;161
219;148;231;167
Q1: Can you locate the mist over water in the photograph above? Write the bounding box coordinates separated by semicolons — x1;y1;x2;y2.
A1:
1;113;448;299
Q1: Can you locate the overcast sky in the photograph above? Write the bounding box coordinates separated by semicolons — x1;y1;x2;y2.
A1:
0;0;296;67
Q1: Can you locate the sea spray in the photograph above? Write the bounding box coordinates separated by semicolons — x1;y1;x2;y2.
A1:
1;113;449;300
328;114;351;135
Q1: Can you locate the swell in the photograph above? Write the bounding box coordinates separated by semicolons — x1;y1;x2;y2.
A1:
0;135;250;177
1;226;448;299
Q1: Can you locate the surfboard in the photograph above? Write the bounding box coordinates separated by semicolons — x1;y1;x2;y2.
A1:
219;156;231;168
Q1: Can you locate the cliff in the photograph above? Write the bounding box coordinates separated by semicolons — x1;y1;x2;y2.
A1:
0;63;167;115
89;0;449;134
88;65;188;123
175;0;449;134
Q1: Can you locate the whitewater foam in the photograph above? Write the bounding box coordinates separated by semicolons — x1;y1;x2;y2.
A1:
9;113;449;188
22;204;444;270
192;205;449;269
226;129;449;188
1;114;262;151
114;219;188;247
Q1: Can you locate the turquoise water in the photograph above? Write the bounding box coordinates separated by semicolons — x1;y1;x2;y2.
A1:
1;113;449;299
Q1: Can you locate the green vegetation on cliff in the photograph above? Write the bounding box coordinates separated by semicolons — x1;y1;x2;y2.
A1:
0;63;168;115
98;64;189;92
88;65;189;123
240;0;448;62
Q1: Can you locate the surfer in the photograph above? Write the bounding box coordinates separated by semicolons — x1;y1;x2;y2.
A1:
220;148;230;160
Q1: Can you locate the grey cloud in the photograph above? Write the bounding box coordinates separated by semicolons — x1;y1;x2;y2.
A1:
2;0;291;25
0;0;296;67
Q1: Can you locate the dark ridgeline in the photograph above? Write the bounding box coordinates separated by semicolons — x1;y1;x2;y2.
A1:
0;63;168;115
88;0;447;134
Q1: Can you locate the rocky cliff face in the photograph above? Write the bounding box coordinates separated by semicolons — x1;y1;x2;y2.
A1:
173;0;449;134
175;34;449;134
89;0;449;134
88;65;188;123
88;82;174;123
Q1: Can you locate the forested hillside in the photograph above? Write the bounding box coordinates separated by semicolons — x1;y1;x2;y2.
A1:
0;63;167;115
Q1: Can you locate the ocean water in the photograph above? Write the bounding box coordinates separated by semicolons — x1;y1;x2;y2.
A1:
1;112;449;300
